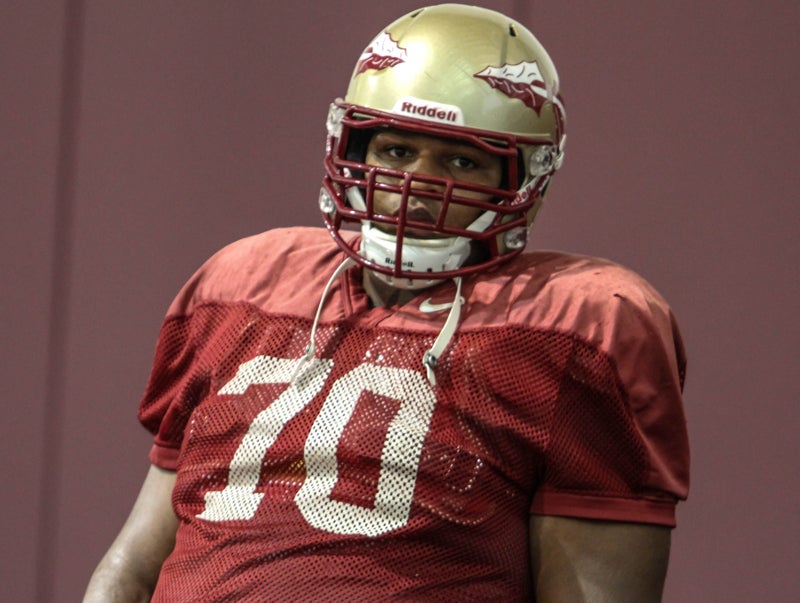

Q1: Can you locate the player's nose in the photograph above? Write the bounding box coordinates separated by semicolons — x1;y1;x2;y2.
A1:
408;153;447;184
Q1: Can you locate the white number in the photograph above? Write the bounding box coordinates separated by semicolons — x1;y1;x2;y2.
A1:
197;356;333;521
296;364;435;536
197;356;436;537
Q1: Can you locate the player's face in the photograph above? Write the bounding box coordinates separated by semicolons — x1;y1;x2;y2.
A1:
364;129;503;239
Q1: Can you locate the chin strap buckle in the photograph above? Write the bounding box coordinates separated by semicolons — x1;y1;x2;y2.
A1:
421;277;463;388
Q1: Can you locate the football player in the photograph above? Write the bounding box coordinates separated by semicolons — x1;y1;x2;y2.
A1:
85;5;689;601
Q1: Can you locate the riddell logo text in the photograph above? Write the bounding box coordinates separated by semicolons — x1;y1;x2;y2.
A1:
384;256;414;268
399;102;458;123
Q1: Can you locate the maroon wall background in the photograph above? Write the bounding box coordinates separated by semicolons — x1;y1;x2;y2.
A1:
3;1;798;601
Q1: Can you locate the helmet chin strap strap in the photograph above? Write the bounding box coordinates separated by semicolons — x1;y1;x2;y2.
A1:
422;276;463;387
293;255;464;388
290;257;356;384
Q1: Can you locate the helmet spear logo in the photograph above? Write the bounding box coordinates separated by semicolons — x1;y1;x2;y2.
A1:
356;31;408;74
475;61;550;115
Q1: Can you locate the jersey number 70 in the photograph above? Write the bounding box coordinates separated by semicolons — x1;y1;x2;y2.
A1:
196;355;437;537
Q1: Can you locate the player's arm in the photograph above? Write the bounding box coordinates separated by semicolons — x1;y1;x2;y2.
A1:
529;515;671;603
83;464;178;603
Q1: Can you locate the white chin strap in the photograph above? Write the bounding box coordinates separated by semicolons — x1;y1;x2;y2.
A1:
360;222;469;290
294;255;463;387
346;185;495;290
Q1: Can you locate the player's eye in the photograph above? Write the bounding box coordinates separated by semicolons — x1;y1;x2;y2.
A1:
385;144;413;159
451;155;478;170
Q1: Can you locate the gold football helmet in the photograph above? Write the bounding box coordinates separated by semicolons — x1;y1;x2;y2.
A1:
320;4;566;287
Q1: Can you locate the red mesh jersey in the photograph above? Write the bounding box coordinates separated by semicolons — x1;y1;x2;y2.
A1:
138;227;689;602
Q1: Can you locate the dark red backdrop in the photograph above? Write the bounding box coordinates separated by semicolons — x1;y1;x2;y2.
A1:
2;1;798;601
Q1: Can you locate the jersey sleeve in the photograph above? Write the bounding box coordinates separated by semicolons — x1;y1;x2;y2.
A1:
137;311;205;470
136;248;221;470
529;276;690;527
135;228;351;470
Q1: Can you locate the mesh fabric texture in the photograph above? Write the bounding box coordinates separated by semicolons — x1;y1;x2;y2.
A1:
137;227;688;602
